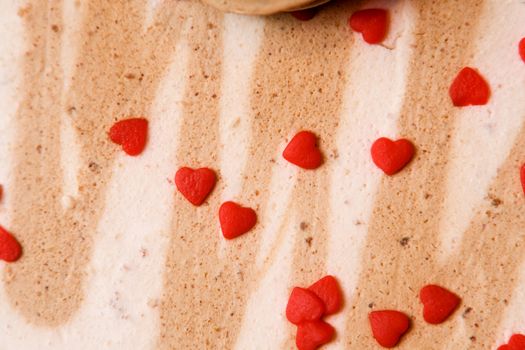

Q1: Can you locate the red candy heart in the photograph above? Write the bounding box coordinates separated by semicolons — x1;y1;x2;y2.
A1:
519;38;525;62
349;8;389;44
219;201;257;239
109;118;148;156
283;131;323;170
0;226;22;262
508;334;525;350
371;137;414;175
290;8;317;21
308;275;343;315
369;310;410;348
296;320;335;350
521;164;525;196
175;167;216;206
419;284;460;324
449;67;490;107
286;287;325;325
498;334;525;350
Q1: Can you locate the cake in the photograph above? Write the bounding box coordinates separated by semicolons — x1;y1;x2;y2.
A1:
1;0;525;349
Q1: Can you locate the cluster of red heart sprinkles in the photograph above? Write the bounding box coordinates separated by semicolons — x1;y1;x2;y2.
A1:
369;285;460;348
347;8;493;109
170;130;323;239
174;166;257;239
498;333;525;350
286;276;343;350
108;117;258;239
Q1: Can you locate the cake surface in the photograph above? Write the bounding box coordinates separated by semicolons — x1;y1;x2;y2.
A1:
0;0;525;349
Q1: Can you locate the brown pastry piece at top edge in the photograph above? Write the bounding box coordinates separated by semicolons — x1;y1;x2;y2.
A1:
201;0;330;15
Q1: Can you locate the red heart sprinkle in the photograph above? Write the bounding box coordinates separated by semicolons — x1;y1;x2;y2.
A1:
0;226;22;262
283;131;323;170
296;320;335;350
290;8;317;21
109;118;148;156
419;284;460;324
369;310;410;348
349;8;389;44
449;67;490;107
498;334;525;350
308;275;343;315
519;38;525;62
219;201;257;239
509;334;525;349
371;137;414;175
175;167;216;206
0;185;3;202
521;164;525;196
286;287;325;325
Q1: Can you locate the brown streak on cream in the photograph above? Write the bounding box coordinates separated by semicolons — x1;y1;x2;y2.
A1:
158;3;226;349
230;1;356;348
434;126;525;348
344;1;485;348
159;2;356;347
283;1;358;347
7;0;182;325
